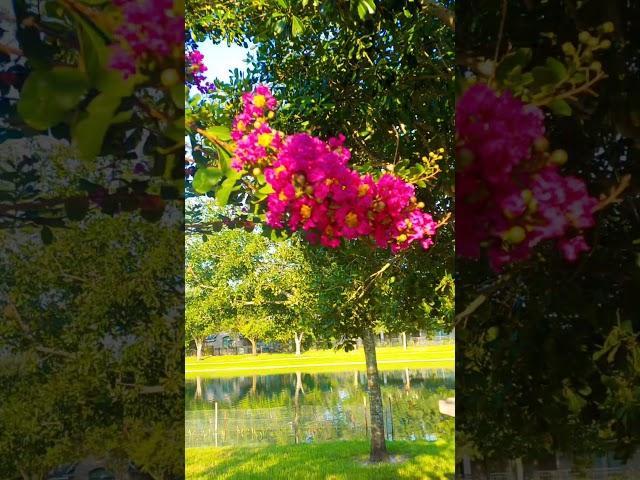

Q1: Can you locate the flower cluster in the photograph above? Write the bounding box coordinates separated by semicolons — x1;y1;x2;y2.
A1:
230;85;282;170
109;0;183;78
230;86;438;253
186;50;215;94
457;83;598;270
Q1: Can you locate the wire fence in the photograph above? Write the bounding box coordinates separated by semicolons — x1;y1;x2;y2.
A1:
186;395;452;448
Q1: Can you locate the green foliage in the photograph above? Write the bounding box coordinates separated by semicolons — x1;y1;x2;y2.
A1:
303;241;454;349
0;214;183;477
456;0;640;463
186;228;319;350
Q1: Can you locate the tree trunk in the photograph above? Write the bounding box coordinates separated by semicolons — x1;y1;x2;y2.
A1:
362;327;388;462
379;331;384;343
404;368;411;391
251;375;257;394
294;332;303;356
195;376;202;399
195;337;204;361
402;331;407;350
250;338;257;356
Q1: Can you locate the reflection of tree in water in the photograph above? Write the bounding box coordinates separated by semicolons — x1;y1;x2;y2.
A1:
185;375;258;410
293;371;304;444
185;369;454;447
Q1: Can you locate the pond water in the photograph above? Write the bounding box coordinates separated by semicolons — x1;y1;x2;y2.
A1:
185;368;454;448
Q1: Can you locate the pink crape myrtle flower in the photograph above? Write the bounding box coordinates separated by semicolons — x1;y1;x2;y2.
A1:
456;83;598;270
110;0;183;78
229;86;439;253
186;50;215;93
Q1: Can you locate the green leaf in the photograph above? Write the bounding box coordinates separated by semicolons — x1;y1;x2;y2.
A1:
274;19;288;35
171;84;185;109
193;167;222;194
357;0;376;20
563;385;586;414
206;125;232;142
72;9;137;96
531;66;557;87
71;93;121;160
215;144;233;174
545;57;568;82
216;173;240;207
17;67;89;130
257;183;275;196
495;48;532;84
549;98;572;116
291;16;303;37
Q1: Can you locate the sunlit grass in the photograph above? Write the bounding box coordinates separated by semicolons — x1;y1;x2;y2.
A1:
185;345;454;378
186;439;454;480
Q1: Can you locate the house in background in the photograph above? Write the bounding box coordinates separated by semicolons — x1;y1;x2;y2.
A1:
205;332;252;352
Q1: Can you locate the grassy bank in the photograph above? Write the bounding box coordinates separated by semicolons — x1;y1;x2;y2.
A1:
186;439;454;480
185;345;454;378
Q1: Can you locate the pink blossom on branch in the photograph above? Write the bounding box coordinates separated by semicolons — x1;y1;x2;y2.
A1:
456;83;598;270
186;50;216;94
109;0;183;78
229;86;439;254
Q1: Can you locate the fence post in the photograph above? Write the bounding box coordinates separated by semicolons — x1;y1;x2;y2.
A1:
388;394;394;441
363;395;368;436
214;402;218;447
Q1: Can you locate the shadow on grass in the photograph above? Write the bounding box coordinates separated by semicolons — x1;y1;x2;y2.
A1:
186;439;454;480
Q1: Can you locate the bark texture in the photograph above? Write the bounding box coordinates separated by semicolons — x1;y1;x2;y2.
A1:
362;327;388;462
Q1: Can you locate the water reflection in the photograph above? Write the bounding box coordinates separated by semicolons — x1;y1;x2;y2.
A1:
185;369;454;448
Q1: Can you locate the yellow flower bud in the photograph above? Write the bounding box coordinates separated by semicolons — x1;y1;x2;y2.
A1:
521;189;533;204
578;31;591;44
601;22;614;33
550;149;568;166
502;226;526;244
161;68;179;87
533;137;550;152
562;42;576;56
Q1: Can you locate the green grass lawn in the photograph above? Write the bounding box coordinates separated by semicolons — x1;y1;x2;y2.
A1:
185;345;454;378
186;439;454;480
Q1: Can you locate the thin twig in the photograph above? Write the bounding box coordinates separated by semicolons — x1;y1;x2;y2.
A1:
455;294;486;324
533;72;608;107
594;174;631;213
493;0;508;64
393;126;400;165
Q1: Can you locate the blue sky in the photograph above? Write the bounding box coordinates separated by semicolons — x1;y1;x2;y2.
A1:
198;40;251;82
